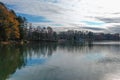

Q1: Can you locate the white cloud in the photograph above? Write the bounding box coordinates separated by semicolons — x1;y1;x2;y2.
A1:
1;0;120;33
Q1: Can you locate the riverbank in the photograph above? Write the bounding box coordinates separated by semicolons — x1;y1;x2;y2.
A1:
0;40;119;45
0;40;58;45
0;40;29;45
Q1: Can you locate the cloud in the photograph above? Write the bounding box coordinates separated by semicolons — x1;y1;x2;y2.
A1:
1;0;120;33
96;17;120;23
81;27;106;31
81;21;105;26
108;25;120;33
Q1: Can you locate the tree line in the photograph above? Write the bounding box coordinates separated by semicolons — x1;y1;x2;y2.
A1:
26;26;58;41
24;25;119;42
58;30;119;42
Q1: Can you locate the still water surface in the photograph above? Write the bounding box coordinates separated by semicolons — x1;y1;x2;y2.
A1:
0;42;120;80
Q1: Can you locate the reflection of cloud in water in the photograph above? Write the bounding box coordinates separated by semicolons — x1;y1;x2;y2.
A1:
8;42;120;80
93;41;120;45
98;57;120;64
103;73;120;80
83;53;105;61
10;52;120;80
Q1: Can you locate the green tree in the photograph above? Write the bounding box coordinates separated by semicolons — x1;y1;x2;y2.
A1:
17;16;27;40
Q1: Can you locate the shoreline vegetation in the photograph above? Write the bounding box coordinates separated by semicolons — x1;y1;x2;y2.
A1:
0;40;29;45
0;2;120;45
0;40;119;45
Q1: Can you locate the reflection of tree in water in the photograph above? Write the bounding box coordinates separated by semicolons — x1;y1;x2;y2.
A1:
25;42;94;57
58;42;93;52
0;43;57;80
0;45;25;80
0;42;94;80
26;42;57;58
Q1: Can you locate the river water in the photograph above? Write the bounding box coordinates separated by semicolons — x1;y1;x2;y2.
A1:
0;41;120;80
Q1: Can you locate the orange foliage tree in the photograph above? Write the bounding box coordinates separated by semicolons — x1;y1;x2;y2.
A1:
0;2;20;41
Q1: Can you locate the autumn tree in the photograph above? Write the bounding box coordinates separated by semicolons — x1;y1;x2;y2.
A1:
0;2;21;41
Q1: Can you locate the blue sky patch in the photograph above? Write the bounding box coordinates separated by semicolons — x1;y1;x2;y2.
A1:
82;21;105;26
17;13;52;23
5;4;17;9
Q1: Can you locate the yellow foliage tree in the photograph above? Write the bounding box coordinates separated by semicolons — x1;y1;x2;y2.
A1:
0;2;20;41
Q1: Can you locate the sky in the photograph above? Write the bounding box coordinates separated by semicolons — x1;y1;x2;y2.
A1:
0;0;120;33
